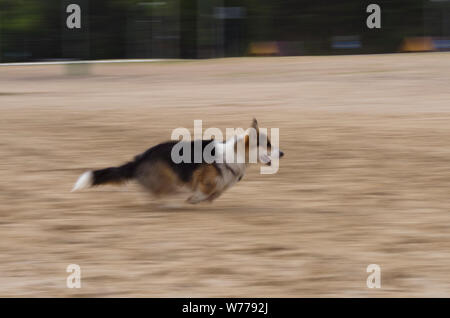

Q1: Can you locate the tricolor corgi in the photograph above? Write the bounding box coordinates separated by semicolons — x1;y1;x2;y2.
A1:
72;119;284;204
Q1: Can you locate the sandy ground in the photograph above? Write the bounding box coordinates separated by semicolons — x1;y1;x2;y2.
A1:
0;53;450;297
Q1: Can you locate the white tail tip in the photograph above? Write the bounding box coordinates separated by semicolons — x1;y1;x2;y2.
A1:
72;171;93;192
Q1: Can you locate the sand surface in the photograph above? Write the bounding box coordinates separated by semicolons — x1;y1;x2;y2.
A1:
1;53;450;297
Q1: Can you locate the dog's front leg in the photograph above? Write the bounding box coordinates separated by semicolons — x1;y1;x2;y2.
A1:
186;191;210;204
206;191;224;202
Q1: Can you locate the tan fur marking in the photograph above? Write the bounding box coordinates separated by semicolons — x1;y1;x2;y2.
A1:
244;134;250;151
136;161;181;196
244;134;251;163
191;165;220;196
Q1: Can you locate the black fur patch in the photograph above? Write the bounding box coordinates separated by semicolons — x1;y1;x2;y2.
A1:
134;140;219;183
92;161;137;185
91;140;221;186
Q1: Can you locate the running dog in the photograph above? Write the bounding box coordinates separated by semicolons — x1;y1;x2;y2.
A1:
72;119;284;204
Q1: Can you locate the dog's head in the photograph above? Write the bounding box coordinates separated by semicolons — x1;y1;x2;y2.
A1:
243;118;284;166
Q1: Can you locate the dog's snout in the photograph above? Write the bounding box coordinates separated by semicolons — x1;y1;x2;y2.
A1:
279;151;284;158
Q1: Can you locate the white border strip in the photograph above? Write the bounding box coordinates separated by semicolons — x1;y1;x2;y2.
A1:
0;59;170;66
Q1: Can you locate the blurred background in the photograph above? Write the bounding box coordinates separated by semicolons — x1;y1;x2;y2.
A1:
1;0;450;62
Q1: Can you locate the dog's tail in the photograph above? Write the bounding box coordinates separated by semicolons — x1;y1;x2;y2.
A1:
72;161;138;192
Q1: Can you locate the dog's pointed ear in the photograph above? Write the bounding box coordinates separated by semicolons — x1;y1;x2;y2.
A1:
251;118;259;131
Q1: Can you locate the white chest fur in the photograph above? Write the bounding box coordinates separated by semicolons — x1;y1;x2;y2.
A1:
213;140;246;189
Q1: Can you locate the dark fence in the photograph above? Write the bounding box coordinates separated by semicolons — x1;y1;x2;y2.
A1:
0;0;449;62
